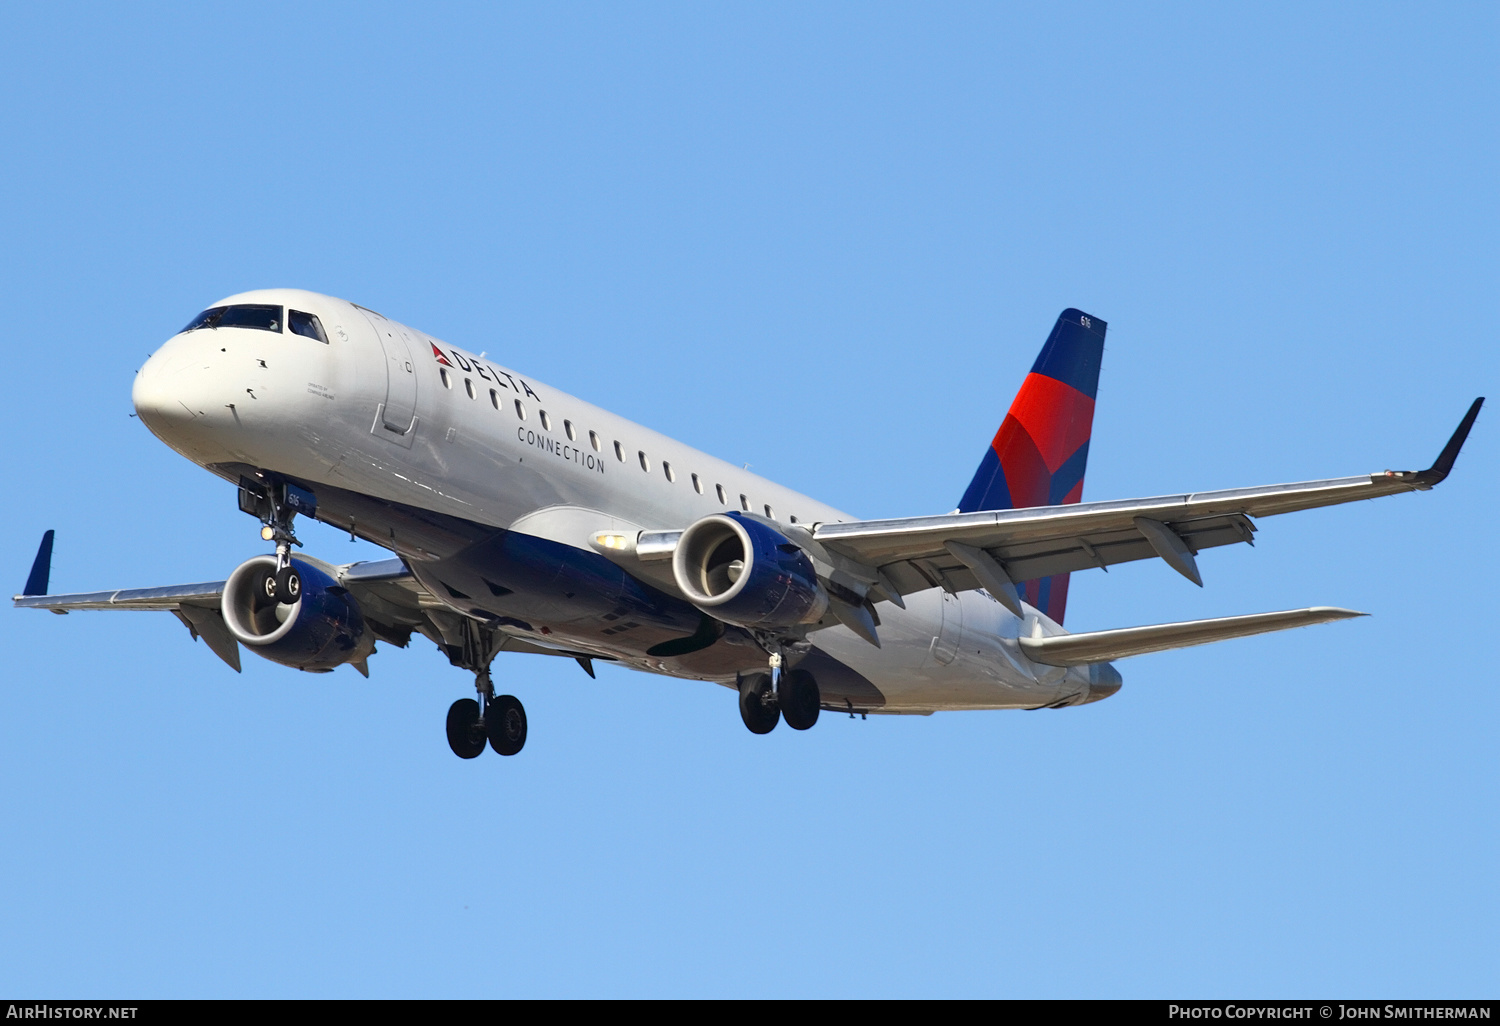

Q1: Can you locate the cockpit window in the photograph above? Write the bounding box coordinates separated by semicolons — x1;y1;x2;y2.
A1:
181;307;225;332
289;309;328;344
180;304;283;334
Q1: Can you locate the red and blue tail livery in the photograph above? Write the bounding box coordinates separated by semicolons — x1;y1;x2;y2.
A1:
957;309;1107;625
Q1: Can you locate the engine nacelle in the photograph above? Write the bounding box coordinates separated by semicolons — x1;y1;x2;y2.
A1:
222;556;372;671
672;512;827;629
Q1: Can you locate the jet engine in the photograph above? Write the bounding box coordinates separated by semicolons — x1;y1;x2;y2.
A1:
671;512;828;629
221;556;372;671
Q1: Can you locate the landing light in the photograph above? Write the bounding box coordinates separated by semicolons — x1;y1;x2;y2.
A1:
592;532;634;552
260;526;275;541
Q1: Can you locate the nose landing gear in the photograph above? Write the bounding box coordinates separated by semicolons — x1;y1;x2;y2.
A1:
238;475;313;603
272;564;302;604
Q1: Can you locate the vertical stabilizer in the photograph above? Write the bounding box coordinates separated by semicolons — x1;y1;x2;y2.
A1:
957;310;1107;624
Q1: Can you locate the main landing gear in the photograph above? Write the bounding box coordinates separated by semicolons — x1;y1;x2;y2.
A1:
442;618;528;760
446;691;527;759
737;650;821;735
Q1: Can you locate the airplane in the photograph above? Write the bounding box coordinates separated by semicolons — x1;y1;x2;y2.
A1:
14;291;1482;759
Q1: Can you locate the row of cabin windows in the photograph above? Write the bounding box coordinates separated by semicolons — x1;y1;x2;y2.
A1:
438;368;801;523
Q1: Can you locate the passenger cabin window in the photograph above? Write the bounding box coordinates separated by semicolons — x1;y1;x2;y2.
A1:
589;431;601;452
464;379;476;399
288;309;328;343
663;461;675;483
638;451;651;472
181;304;283;334
764;504;775;519
564;420;576;441
540;411;551;431
514;400;526;419
740;494;750;511
490;389;500;409
614;441;625;462
716;484;726;504
691;473;703;494
440;368;452;389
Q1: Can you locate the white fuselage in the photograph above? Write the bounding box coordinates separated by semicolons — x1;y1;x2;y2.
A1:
132;288;1100;711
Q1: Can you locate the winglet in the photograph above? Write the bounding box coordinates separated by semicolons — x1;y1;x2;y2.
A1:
23;530;54;596
1412;397;1483;488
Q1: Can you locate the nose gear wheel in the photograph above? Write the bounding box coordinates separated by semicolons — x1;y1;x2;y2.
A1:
273;565;301;604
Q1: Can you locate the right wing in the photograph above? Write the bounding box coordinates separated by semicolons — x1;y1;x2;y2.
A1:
810;398;1483;611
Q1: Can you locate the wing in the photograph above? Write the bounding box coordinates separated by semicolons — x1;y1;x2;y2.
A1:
15;574;242;668
809;398;1483;614
13;551;591;674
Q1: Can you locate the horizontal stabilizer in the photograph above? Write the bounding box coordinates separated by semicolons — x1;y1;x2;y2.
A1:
1019;606;1366;666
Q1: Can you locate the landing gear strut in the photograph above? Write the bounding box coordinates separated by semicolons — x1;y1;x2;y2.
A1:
441;618;527;760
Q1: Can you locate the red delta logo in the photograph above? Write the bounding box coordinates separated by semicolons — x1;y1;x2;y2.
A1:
427;341;544;401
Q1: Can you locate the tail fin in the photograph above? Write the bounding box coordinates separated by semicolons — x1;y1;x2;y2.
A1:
957;309;1107;624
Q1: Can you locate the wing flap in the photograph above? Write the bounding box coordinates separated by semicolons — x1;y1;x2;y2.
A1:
1019;606;1366;666
174;604;242;672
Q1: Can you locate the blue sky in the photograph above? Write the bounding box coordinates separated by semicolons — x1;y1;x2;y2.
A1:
0;2;1494;997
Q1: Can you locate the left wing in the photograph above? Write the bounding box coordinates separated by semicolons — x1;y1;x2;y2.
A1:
13;545;593;674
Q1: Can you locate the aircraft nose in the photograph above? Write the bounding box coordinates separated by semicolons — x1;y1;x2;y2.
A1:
132;337;234;450
132;345;192;434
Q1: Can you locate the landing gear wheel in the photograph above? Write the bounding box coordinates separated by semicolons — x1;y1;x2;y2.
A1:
273;565;301;604
738;673;780;735
485;694;527;756
445;698;486;759
780;668;820;730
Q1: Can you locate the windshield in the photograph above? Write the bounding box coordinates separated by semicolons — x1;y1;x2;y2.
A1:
181;304;283;334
